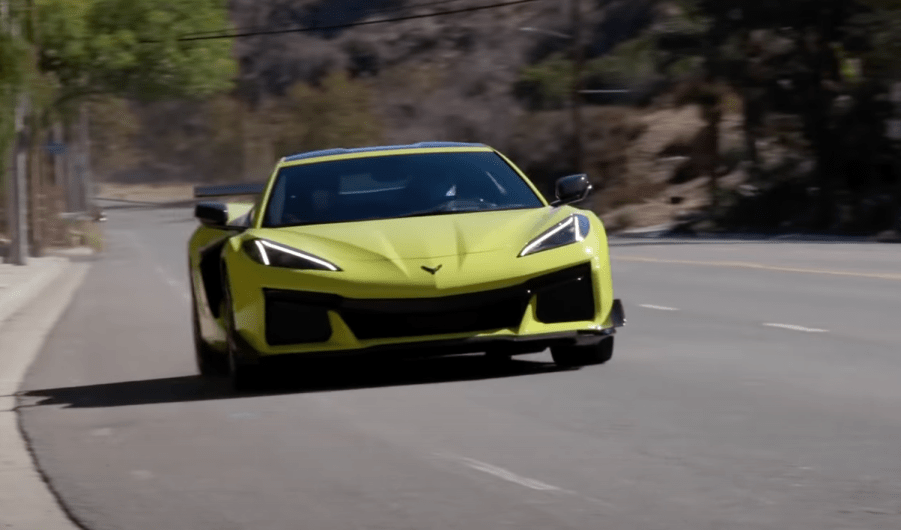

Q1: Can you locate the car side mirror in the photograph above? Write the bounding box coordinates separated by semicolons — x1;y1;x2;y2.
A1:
195;202;229;228
554;174;592;206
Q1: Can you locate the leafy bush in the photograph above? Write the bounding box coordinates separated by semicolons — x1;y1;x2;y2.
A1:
36;0;236;103
586;34;657;85
272;71;384;157
518;53;574;110
517;33;661;110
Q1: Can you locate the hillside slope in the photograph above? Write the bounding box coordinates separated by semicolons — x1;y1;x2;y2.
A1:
229;0;656;147
94;0;703;229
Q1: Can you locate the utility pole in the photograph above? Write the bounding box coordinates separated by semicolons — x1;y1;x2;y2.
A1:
26;0;44;256
64;124;80;212
6;97;28;265
51;122;65;191
570;0;585;174
2;0;28;265
78;104;94;216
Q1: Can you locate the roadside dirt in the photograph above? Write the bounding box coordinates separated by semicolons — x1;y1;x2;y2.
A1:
98;183;196;203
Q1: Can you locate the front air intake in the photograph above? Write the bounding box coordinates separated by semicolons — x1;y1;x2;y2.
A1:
535;263;595;324
264;290;333;346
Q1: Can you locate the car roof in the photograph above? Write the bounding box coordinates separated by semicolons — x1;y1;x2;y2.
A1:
281;142;490;163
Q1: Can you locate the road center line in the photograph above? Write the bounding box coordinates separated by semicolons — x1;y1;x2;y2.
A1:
437;454;562;492
763;323;829;333
614;256;901;281
639;304;680;311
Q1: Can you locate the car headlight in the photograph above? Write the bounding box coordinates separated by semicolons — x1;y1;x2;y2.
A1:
519;214;591;257
243;239;341;271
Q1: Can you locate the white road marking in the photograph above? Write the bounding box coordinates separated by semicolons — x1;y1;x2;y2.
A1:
439;454;562;492
156;265;187;291
639;304;680;311
153;265;190;302
763;323;829;333
614;256;901;281
126;231;191;302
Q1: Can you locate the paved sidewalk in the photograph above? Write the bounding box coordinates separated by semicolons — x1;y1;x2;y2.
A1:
1;253;89;530
0;257;71;326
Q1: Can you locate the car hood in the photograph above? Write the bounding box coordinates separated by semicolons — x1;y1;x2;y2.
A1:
251;207;572;263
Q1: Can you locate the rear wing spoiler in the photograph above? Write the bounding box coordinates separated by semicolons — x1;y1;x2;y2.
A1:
193;182;267;199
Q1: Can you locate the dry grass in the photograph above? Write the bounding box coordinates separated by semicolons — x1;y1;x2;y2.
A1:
69;220;105;253
91;99;750;235
98;183;195;203
591;102;750;232
599;177;711;232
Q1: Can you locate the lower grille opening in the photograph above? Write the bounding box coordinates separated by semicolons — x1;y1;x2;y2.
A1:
536;268;595;324
342;295;527;340
265;292;332;346
263;262;594;343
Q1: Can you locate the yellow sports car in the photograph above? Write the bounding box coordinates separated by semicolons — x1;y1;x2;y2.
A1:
188;142;624;390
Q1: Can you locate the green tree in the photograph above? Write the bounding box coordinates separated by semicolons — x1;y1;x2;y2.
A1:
36;0;235;106
2;0;236;239
656;0;901;230
1;10;34;228
518;54;574;110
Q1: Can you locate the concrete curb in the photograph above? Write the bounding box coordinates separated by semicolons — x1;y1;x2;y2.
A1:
0;259;90;530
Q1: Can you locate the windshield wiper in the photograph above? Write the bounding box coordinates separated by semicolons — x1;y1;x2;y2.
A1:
399;202;452;218
398;204;490;219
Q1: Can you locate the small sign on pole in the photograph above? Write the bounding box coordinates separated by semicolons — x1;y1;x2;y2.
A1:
43;141;67;155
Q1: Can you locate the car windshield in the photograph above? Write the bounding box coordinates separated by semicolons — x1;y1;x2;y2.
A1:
261;151;545;227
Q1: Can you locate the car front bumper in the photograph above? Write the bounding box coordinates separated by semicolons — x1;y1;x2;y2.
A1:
226;249;621;361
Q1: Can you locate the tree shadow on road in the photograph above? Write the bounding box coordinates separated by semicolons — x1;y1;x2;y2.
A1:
17;355;572;409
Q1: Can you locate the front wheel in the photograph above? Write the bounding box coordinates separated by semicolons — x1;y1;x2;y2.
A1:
222;265;264;392
484;351;513;364
551;337;614;368
192;287;227;376
227;346;264;392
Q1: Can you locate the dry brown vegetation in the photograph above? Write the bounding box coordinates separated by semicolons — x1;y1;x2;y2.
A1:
86;0;749;231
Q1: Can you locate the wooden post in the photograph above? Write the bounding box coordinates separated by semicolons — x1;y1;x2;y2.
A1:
7;95;29;264
28;124;44;257
52;122;65;186
570;0;584;174
79;104;94;216
64;122;81;212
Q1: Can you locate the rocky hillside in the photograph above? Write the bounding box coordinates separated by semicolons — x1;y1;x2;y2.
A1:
93;0;726;229
84;0;901;235
228;0;657;147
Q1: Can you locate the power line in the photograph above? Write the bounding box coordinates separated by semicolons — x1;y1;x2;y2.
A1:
174;0;537;42
363;0;477;14
147;0;539;43
180;0;475;39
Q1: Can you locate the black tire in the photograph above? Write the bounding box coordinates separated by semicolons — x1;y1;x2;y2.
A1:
221;266;264;392
227;345;264;392
551;337;614;368
485;351;513;363
192;287;227;376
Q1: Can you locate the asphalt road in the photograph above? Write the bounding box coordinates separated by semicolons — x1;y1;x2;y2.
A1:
17;206;901;530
